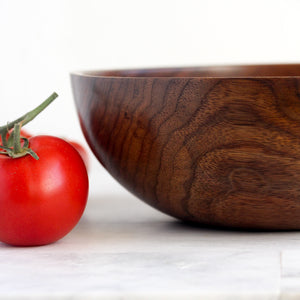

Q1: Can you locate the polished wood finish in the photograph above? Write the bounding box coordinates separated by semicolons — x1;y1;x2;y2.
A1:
71;64;300;229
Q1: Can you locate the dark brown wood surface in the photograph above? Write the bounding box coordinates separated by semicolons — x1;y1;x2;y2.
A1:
71;64;300;229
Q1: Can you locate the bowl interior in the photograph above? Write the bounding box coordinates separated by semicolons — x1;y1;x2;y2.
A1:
78;64;300;78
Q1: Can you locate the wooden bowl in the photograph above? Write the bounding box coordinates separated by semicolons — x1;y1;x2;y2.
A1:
71;64;300;230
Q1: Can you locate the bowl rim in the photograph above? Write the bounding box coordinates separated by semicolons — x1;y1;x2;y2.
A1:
70;63;300;79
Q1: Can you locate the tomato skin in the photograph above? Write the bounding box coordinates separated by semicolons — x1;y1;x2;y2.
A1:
0;135;89;246
68;141;89;171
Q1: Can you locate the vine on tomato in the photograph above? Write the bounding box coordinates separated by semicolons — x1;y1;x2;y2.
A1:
0;93;89;246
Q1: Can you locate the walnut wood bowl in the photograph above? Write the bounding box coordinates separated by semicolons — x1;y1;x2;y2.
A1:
71;64;300;230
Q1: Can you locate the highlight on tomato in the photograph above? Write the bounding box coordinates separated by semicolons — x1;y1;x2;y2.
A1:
0;93;89;246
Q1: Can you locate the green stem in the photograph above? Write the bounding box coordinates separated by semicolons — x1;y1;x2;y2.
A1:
0;92;58;160
13;123;22;153
0;92;58;137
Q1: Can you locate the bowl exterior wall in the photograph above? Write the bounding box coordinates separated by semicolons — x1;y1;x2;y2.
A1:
72;74;300;229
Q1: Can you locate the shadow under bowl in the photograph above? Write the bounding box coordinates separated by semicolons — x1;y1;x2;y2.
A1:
71;64;300;230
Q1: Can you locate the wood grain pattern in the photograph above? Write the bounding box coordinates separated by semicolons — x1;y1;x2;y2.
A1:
71;65;300;229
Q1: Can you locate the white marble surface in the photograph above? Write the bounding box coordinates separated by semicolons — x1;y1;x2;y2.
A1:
1;167;300;299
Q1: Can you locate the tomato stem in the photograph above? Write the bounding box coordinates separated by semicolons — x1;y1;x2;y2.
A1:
0;92;58;137
2;123;39;159
13;123;22;153
0;92;58;159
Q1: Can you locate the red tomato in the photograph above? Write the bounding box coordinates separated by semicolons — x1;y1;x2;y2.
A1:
68;141;90;171
0;135;89;246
